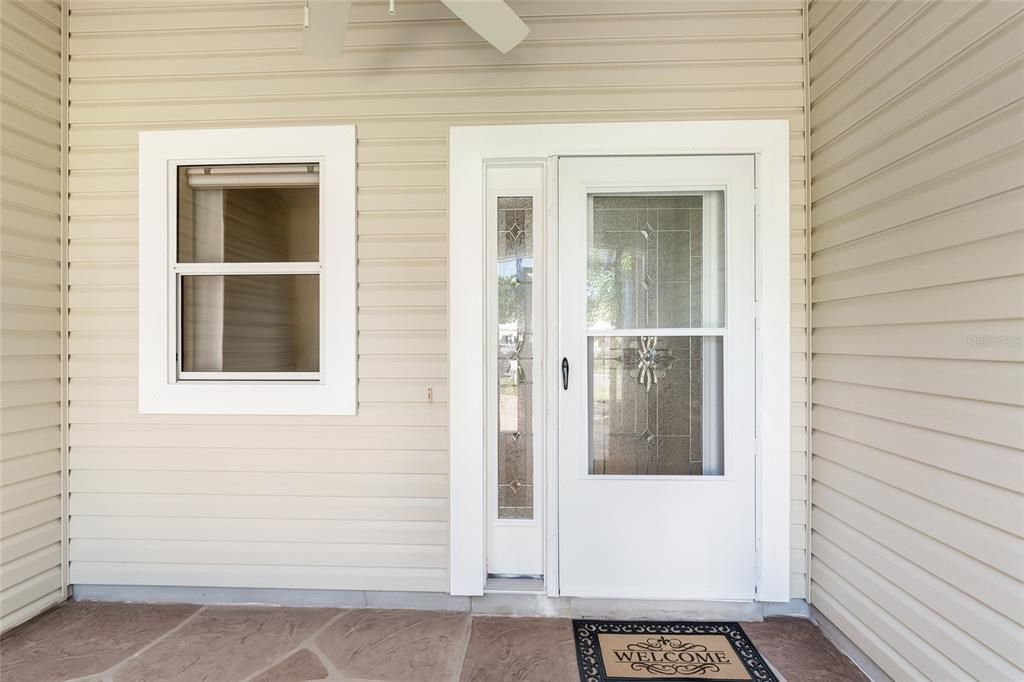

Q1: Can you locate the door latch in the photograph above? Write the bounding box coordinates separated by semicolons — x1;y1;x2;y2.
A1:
561;357;569;390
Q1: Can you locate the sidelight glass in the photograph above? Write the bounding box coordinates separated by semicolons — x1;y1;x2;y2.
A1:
497;196;535;519
587;192;726;476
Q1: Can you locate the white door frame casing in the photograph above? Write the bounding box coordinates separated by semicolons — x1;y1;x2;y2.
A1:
449;121;791;602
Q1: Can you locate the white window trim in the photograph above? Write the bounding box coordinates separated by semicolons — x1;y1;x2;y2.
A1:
138;125;356;415
449;121;791;601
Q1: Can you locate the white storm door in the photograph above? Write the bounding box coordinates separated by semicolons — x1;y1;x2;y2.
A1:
557;155;756;600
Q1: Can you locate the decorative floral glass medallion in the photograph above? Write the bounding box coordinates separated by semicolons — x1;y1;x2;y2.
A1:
503;331;527;386
626;335;675;392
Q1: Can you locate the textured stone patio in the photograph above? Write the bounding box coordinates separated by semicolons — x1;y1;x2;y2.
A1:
0;601;867;682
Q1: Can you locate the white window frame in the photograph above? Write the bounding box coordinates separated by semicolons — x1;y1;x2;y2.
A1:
138;126;356;415
175;163;321;383
449;121;791;602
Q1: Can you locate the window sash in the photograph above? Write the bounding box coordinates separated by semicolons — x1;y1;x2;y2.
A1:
173;262;321;276
174;165;321;376
178;371;320;382
175;270;323;382
183;163;319;189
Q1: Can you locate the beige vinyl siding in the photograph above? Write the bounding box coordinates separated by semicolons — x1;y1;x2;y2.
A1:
807;1;1024;679
66;0;811;596
0;0;65;632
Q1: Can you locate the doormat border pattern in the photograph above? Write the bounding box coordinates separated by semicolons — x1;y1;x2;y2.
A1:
573;619;778;682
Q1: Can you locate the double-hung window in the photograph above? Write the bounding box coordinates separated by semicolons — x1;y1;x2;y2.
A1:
138;126;356;414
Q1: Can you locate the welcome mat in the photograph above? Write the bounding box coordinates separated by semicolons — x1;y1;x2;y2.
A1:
573;620;778;682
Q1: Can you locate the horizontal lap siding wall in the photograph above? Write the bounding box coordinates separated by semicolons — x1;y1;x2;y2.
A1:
0;0;65;632
807;1;1024;679
66;0;810;595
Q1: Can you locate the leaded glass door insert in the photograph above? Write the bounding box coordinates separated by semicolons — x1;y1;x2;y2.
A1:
587;194;725;476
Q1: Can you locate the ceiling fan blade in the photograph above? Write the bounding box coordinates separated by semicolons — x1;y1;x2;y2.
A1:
441;0;530;53
303;0;353;58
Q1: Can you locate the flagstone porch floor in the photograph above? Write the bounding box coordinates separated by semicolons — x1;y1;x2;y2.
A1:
0;601;867;682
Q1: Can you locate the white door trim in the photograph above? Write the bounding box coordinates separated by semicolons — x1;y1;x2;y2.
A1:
449;120;791;601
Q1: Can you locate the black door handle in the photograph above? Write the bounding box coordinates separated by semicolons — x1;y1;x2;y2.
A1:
561;357;569;390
